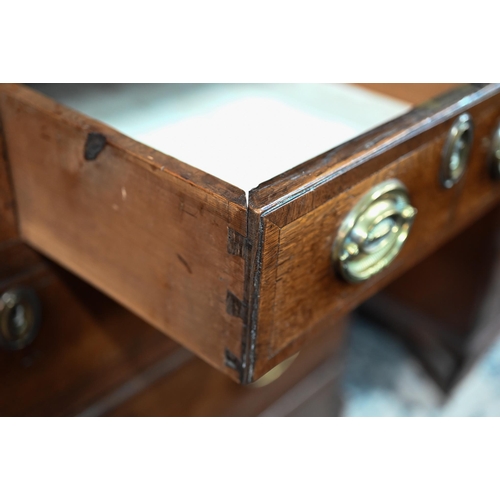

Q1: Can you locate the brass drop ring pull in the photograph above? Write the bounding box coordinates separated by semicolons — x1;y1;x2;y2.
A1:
332;180;417;283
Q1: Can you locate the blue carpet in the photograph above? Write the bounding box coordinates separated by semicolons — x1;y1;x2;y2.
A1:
342;318;500;416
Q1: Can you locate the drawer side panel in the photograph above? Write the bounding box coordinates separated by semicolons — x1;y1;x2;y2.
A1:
0;84;247;381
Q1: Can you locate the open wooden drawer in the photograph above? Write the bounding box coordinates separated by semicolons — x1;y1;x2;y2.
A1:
1;83;500;383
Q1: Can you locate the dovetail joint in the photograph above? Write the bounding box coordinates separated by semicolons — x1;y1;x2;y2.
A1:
224;349;243;379
226;291;247;320
227;227;250;258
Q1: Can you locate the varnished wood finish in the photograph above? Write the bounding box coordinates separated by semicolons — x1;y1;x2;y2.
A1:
360;204;500;392
0;240;44;283
0;84;247;381
246;84;500;381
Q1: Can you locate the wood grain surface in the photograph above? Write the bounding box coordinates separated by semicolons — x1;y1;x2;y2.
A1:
0;111;20;242
0;101;46;281
0;84;247;382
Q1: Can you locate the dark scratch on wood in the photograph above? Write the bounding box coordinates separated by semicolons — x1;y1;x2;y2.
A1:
176;254;192;274
179;201;197;218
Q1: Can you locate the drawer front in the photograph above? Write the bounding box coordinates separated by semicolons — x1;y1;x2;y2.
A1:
247;84;500;381
0;84;247;382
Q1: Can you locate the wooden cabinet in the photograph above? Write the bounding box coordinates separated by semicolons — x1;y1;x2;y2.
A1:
1;83;500;391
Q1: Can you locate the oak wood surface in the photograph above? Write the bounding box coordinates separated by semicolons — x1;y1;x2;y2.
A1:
0;84;247;381
247;84;500;381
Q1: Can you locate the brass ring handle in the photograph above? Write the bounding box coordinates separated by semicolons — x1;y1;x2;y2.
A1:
332;180;417;283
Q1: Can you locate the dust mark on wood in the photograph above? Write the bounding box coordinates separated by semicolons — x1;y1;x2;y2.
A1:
177;254;192;274
84;132;107;161
121;187;127;200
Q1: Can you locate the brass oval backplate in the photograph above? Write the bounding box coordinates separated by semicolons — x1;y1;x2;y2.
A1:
332;179;417;283
440;113;474;188
0;288;41;350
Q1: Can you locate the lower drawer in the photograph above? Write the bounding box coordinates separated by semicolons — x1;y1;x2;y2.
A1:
0;259;346;417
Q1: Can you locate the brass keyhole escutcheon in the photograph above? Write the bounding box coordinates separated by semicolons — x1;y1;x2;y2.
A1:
332;180;417;283
440;113;474;189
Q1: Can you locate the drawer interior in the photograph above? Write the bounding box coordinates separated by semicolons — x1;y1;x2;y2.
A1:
29;83;414;196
